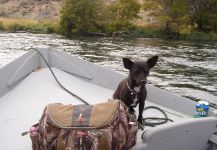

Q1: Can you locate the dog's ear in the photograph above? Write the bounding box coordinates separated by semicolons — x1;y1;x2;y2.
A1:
147;55;158;69
123;58;134;70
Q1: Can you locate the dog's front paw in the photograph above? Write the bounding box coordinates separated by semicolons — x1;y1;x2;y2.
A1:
137;116;143;125
137;117;144;130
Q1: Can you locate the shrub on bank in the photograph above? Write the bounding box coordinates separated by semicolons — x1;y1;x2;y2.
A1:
180;31;217;41
0;21;5;30
131;27;164;38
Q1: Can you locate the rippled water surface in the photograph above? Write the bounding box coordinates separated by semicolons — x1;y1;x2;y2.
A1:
0;32;217;102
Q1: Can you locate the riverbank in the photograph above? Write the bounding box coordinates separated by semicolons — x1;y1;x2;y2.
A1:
0;18;59;34
1;18;217;41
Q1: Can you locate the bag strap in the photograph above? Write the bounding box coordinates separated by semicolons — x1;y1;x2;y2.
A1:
56;135;65;150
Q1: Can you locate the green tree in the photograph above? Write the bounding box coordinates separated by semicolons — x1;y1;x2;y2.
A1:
59;0;104;35
191;0;217;32
143;0;191;35
59;0;141;35
106;0;141;32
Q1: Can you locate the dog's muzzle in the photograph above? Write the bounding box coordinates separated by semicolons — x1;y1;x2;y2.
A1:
140;79;147;85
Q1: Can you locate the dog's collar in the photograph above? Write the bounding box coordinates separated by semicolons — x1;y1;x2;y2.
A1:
127;81;138;95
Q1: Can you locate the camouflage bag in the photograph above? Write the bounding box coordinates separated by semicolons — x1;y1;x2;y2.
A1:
29;100;138;150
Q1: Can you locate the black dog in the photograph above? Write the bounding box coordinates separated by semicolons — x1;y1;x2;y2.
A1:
113;56;158;124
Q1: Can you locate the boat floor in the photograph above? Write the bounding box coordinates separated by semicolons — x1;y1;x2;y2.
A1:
0;68;191;150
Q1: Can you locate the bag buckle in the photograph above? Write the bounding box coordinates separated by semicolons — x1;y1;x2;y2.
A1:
76;131;87;150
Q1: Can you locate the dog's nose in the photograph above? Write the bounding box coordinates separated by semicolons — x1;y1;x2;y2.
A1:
140;80;147;84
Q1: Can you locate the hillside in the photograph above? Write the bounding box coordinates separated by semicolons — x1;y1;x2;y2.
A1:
0;0;63;20
0;0;153;26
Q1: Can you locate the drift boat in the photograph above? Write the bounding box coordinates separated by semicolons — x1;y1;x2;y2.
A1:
0;48;217;150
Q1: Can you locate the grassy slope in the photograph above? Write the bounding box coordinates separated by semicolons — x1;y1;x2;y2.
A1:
0;0;62;33
0;17;59;33
0;0;62;20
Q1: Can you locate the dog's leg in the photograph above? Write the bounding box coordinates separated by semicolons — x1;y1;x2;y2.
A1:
138;101;144;124
129;107;135;114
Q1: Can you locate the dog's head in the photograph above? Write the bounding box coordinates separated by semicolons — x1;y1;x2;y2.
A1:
123;56;158;86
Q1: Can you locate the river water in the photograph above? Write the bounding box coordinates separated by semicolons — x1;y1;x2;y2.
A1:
0;32;217;103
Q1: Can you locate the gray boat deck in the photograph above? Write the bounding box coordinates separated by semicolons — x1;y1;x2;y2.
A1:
0;67;191;150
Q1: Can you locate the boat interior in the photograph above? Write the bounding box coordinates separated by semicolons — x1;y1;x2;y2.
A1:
0;48;217;150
